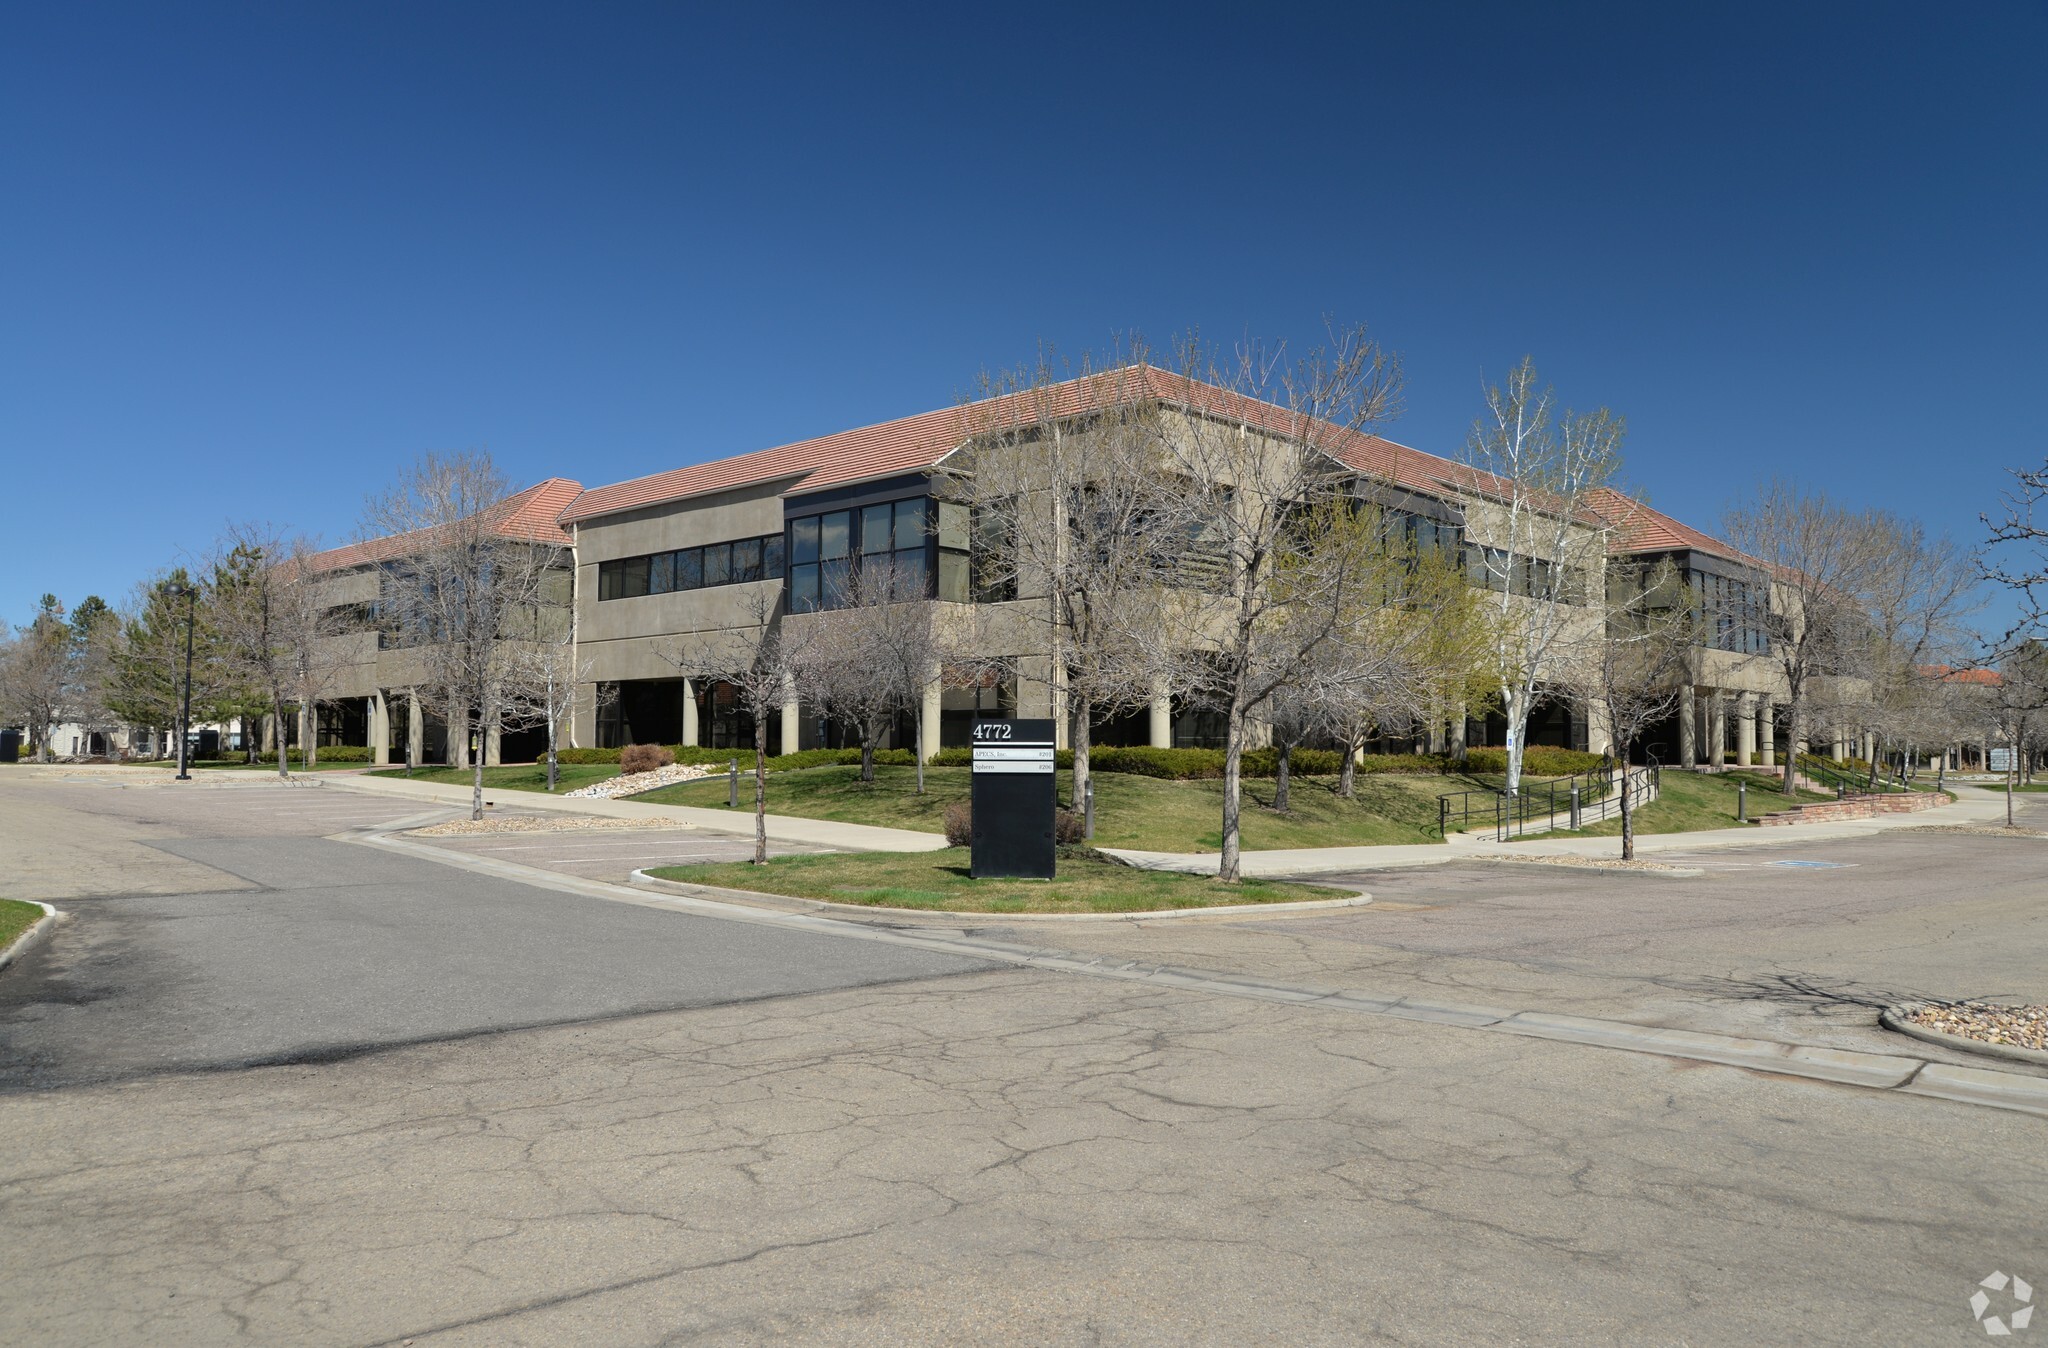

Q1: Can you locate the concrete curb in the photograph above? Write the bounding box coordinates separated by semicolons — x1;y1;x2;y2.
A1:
1880;1003;2048;1068
626;868;1373;923
0;901;60;976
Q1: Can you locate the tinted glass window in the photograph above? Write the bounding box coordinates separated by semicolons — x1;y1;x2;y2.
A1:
676;548;703;590
861;503;893;554
938;550;968;603
763;535;785;578
894;499;926;550
820;511;851;560
790;563;819;612
599;560;622;601
733;537;762;583
621;556;650;598
648;553;675;595
791;516;820;564
820;557;850;606
702;543;731;587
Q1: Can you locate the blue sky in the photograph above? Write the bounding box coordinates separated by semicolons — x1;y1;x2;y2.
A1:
4;2;2042;631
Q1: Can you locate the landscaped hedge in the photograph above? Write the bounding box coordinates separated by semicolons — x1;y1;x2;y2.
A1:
256;745;372;763
1462;746;1608;777
554;746;621;764
928;746;1077;769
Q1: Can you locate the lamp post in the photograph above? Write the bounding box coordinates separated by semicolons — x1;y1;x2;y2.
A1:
170;584;197;781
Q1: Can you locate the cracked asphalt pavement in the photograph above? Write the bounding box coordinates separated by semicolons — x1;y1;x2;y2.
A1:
0;774;2042;1346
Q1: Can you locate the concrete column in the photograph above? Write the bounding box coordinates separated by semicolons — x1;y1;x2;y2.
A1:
1585;697;1613;759
571;682;598;750
262;714;278;753
1708;691;1727;768
780;678;800;756
1759;696;1775;767
1148;677;1172;749
484;720;501;767
1736;694;1756;767
1861;731;1875;765
370;693;391;765
920;672;942;762
448;698;468;768
1678;685;1697;769
680;678;698;748
407;694;424;767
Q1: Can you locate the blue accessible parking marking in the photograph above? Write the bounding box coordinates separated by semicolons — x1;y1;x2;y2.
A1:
1769;860;1856;869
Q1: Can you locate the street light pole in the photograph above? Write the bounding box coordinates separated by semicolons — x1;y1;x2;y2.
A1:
174;585;196;782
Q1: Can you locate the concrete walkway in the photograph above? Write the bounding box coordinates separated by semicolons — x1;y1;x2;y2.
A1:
1103;784;2009;877
323;772;950;853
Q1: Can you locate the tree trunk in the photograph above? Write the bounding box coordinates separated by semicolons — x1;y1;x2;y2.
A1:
1219;705;1246;883
274;694;289;778
1503;684;1526;797
546;715;559;792
1620;760;1636;861
244;715;258;764
1338;729;1360;799
1071;694;1092;819
2007;747;2016;829
753;716;769;864
1781;694;1802;795
471;706;486;821
1274;739;1293;813
306;703;319;771
859;723;876;783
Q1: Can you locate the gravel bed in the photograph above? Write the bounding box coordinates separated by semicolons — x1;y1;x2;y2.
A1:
1908;1002;2048;1052
562;763;713;799
1898;824;2048;838
411;815;686;837
1490;854;1688;872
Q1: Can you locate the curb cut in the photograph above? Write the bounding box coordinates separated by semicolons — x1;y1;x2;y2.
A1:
626;869;1373;924
1880;1003;2048;1069
0;901;60;976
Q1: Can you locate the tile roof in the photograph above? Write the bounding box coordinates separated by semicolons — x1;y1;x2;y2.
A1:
1584;487;1757;566
557;367;1454;526
307;477;582;573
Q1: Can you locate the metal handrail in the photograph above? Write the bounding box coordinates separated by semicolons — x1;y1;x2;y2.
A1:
1436;761;1622;838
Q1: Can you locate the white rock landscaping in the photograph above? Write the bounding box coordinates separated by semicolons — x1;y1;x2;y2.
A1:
562;762;714;799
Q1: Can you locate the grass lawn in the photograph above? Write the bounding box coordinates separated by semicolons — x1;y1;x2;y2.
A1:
0;898;46;952
635;763;1465;851
1978;782;2048;793
647;847;1352;914
1556;769;1837;839
365;763;624;792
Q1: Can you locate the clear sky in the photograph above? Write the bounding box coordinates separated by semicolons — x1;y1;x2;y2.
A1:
4;2;2042;631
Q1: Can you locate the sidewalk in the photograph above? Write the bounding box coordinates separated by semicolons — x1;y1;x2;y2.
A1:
325;772;950;853
1102;787;2004;878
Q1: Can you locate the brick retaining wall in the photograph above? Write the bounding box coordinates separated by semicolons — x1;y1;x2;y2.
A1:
1756;792;1952;826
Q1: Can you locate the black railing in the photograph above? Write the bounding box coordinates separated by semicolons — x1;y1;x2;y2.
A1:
1794;754;1909;797
1437;762;1627;840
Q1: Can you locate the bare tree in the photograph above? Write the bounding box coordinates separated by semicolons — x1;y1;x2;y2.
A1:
790;559;941;787
1722;484;1921;796
0;596;74;761
1456;358;1621;799
1576;556;1694;859
1984;458;2048;644
364;453;564;820
945;350;1186;812
1145;325;1405;882
1846;521;1980;787
1990;644;2048;827
505;635;596;793
663;590;807;862
211;529;345;776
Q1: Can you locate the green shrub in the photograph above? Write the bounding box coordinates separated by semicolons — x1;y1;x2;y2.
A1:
1090;746;1225;778
255;746;370;764
929;746;1075;769
555;747;622;764
1461;746;1607;777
